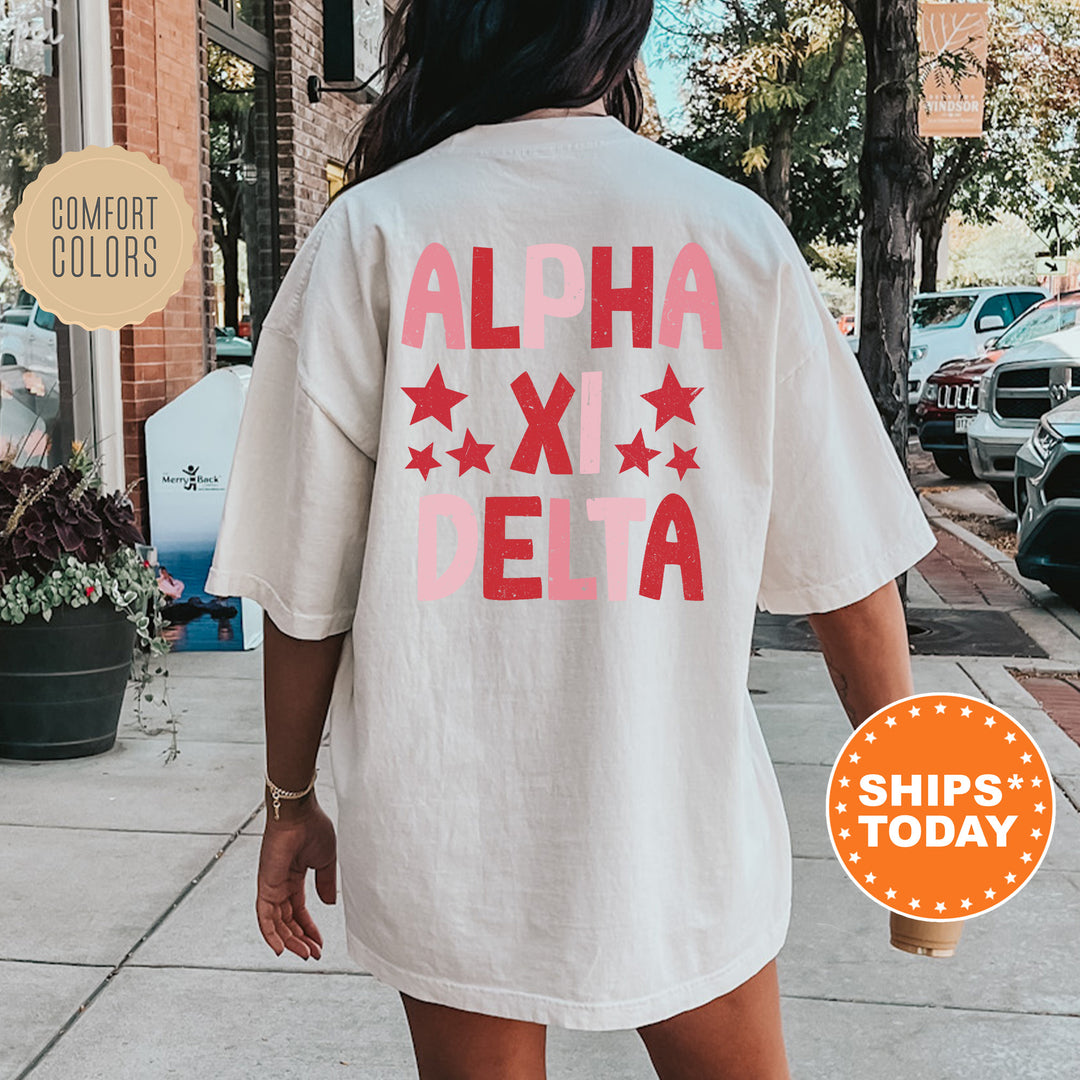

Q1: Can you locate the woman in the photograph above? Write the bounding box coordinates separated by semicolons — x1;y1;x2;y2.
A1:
206;2;935;1076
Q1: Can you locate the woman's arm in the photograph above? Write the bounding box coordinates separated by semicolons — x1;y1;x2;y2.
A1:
263;611;347;811
805;578;913;730
254;612;346;960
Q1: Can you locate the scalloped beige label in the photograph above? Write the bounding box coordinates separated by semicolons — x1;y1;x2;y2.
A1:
11;145;196;330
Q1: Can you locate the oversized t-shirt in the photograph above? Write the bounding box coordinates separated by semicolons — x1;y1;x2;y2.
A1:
205;114;937;1031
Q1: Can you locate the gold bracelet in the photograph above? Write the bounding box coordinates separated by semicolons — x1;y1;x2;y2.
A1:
265;767;318;821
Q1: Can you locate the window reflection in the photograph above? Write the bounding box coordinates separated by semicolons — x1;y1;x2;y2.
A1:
208;41;276;360
0;8;74;467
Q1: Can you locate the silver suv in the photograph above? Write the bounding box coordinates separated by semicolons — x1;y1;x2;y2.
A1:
967;326;1080;509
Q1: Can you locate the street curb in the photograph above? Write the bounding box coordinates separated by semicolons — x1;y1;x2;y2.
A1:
918;492;1080;645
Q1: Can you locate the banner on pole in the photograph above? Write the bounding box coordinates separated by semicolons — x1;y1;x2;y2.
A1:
918;2;989;138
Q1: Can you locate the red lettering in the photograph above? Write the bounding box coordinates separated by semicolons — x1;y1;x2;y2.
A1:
471;247;520;349
483;496;543;600
639;494;704;600
509;372;575;475
591;246;654;348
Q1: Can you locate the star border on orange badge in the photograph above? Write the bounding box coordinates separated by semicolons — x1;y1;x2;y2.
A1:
825;692;1055;921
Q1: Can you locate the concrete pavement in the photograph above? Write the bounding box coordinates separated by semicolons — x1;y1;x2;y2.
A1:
3;553;1080;1078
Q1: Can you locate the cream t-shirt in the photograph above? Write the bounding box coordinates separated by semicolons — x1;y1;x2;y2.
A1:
205;114;936;1030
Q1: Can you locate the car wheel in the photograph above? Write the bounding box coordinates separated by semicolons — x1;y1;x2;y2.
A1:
931;450;975;480
1;353;17;367
990;481;1017;512
1045;577;1080;607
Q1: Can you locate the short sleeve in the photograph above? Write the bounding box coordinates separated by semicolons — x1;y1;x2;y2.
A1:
755;258;937;615
203;193;386;639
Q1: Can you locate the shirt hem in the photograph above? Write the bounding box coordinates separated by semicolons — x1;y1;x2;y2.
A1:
343;922;790;1031
203;566;354;640
756;522;937;615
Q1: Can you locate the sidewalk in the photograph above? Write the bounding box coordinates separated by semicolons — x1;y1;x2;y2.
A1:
3;535;1080;1078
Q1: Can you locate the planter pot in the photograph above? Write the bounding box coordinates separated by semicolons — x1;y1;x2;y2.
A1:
0;601;136;760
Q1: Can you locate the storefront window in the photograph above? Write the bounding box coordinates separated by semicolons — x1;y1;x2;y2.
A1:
233;0;267;35
208;40;277;356
0;0;75;467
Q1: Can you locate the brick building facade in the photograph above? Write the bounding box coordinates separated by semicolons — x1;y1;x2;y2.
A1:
107;0;372;531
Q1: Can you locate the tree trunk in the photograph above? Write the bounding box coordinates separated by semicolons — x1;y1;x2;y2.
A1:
919;212;945;293
761;116;795;228
848;0;930;606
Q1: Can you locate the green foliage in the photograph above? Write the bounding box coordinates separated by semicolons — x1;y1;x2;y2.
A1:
0;63;48;305
656;0;864;242
945;213;1045;287
0;445;180;762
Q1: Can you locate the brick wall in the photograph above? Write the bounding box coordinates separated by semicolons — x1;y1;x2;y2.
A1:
109;0;206;529
109;0;371;531
272;0;371;270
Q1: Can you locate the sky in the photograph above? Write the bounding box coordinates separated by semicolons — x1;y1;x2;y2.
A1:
642;7;694;132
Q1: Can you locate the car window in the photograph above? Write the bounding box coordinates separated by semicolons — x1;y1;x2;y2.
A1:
912;294;978;330
32;307;55;332
975;293;1013;329
1008;292;1045;320
996;297;1080;348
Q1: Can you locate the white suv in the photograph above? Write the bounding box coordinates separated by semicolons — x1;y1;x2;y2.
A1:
907;286;1047;405
967;324;1080;509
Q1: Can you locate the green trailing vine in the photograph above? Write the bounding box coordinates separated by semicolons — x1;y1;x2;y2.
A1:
0;440;180;761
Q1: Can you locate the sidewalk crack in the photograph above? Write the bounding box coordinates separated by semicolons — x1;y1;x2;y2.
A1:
13;800;265;1080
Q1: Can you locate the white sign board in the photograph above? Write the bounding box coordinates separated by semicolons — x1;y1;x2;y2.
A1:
145;366;262;652
1035;256;1070;277
354;0;384;90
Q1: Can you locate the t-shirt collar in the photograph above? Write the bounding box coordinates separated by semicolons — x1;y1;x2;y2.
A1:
437;114;635;152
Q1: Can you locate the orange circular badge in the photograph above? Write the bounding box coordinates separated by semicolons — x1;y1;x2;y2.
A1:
827;693;1055;920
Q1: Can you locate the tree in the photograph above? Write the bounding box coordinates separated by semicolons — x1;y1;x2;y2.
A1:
916;0;1080;290
841;0;928;459
657;0;863;240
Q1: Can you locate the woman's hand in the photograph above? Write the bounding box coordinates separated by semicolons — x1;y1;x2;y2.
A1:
256;793;337;960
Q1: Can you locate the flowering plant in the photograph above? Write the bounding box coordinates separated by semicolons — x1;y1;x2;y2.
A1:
0;441;178;757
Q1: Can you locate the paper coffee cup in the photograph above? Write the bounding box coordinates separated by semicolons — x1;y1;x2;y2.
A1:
890;911;964;957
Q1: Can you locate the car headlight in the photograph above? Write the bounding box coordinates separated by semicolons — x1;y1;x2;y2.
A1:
977;372;993;411
1032;418;1062;457
921;380;938;402
910;345;928;363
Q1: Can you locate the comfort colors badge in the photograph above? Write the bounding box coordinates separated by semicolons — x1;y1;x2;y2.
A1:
11;144;196;331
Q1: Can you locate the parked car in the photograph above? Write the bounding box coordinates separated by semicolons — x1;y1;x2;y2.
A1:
914;356;987;478
914;292;1080;479
1014;395;1080;600
214;326;253;363
967;325;1080;510
906;285;1047;405
1;290;59;379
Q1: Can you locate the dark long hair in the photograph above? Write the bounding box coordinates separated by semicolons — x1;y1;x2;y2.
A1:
345;0;653;185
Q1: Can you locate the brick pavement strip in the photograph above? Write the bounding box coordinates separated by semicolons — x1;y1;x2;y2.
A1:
917;526;1029;608
1014;674;1080;749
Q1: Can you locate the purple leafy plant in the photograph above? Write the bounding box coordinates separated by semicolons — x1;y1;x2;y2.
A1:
0;463;146;588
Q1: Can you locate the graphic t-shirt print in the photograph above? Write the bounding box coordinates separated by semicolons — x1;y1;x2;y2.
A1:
400;242;722;603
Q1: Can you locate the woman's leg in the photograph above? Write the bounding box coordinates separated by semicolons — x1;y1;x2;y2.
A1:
635;959;791;1080
399;992;548;1080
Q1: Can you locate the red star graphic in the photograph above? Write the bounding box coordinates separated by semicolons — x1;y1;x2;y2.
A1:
641;365;704;429
666;443;700;480
402;364;468;430
615;429;662;475
405;442;441;480
446;428;495;476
